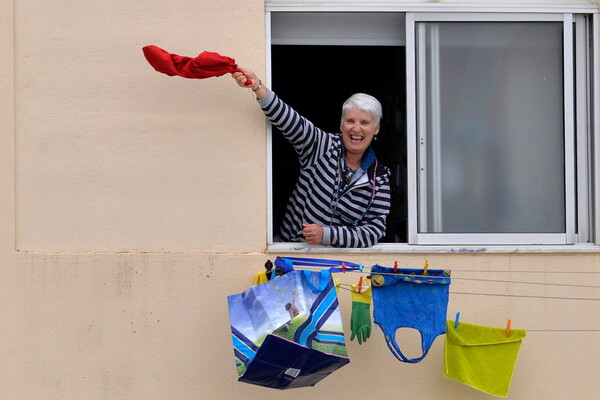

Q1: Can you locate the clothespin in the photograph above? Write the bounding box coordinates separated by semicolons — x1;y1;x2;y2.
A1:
454;312;461;328
393;260;398;273
264;260;276;280
423;259;429;276
359;263;364;273
357;276;364;294
506;319;512;337
341;261;347;273
265;260;273;272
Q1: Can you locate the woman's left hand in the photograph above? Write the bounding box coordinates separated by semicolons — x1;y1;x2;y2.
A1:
302;224;324;245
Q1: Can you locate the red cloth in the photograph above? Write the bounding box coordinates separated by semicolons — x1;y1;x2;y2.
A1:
142;45;251;85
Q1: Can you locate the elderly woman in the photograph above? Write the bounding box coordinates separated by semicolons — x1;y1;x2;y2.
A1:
232;68;391;248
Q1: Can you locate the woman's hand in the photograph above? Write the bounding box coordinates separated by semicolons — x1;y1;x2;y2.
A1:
231;68;258;89
231;68;267;99
302;224;324;245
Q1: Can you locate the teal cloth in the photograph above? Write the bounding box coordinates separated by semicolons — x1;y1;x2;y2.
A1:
444;320;527;398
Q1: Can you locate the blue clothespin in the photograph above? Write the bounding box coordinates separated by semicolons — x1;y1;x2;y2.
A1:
359;263;364;273
454;312;461;328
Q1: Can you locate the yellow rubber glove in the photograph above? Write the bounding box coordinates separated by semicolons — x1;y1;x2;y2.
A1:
350;280;372;345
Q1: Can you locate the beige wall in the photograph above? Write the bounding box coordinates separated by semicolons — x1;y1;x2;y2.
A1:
1;1;600;399
13;1;267;253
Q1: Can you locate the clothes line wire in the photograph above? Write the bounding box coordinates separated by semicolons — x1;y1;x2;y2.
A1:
335;285;600;333
526;329;600;332
336;284;600;301
449;270;600;274
451;277;600;289
291;263;600;276
450;291;600;301
297;266;600;289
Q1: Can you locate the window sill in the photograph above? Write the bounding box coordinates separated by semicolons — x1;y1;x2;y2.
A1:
267;242;600;254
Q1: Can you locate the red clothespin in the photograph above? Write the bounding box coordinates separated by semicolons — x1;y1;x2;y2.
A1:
393;260;398;273
506;319;512;337
341;261;347;273
423;259;429;276
357;276;363;294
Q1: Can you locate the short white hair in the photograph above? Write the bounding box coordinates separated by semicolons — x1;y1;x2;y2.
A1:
341;93;382;126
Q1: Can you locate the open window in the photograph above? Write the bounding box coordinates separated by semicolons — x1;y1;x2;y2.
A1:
268;11;597;249
270;13;407;243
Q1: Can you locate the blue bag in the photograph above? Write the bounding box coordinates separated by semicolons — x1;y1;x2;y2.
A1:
227;269;349;389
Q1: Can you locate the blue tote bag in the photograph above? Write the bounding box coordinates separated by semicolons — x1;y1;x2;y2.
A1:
227;269;349;389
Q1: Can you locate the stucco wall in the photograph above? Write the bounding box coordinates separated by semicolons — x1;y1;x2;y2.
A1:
3;252;600;399
1;1;600;399
13;1;267;253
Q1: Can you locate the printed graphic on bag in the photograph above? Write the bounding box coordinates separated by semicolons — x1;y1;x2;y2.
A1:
227;269;349;389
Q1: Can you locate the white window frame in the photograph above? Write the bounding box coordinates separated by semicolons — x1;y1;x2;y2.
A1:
265;5;600;253
595;13;600;247
408;12;577;246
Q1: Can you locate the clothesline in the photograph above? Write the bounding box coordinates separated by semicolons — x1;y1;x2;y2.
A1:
526;329;600;332
450;291;600;301
294;265;600;289
452;277;600;289
336;283;600;301
272;258;600;334
278;257;600;274
447;270;600;274
334;285;600;332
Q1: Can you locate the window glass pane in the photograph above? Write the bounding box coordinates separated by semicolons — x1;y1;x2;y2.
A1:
416;22;565;233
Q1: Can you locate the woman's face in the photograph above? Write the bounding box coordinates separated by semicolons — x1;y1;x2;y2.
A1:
340;108;380;157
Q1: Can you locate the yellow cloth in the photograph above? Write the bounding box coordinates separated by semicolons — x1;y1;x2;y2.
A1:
444;320;527;398
253;271;269;286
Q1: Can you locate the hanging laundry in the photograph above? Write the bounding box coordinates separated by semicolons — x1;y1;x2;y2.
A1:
142;45;252;84
370;264;451;363
444;320;527;398
350;278;372;345
253;271;269;285
253;260;280;285
227;269;349;389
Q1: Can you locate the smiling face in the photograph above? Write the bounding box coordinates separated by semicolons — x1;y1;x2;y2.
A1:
340;108;380;158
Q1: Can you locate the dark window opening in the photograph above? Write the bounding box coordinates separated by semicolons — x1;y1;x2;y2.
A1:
271;45;407;243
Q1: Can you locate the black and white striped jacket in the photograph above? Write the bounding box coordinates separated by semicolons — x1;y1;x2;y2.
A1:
259;90;391;248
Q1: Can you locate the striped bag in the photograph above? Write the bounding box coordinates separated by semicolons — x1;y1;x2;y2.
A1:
227;268;349;389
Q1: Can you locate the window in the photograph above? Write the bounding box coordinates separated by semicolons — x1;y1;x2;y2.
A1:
269;13;407;244
268;10;597;250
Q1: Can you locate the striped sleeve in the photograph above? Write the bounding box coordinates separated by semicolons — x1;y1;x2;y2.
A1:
258;90;332;168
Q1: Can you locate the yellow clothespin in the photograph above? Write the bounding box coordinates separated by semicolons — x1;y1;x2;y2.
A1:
423;259;429;276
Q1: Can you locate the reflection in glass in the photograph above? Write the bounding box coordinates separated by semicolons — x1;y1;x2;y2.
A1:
416;22;565;233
